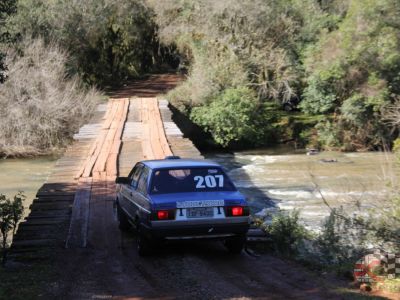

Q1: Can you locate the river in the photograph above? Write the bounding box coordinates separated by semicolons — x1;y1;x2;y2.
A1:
206;147;396;230
0;157;57;216
0;150;395;230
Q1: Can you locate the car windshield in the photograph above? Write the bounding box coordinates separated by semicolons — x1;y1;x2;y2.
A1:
150;167;236;194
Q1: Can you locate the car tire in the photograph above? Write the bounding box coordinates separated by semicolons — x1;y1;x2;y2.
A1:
224;235;246;254
117;204;130;231
137;233;153;256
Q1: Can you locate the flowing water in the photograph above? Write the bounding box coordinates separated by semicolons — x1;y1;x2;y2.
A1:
0;150;395;230
205;147;396;230
0;157;57;216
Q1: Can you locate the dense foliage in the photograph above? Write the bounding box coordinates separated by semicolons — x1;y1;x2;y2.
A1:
301;0;400;150
0;0;17;82
0;0;162;156
150;0;400;149
191;87;277;147
6;0;162;85
2;0;400;150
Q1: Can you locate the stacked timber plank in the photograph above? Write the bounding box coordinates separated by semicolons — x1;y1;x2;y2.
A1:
67;99;129;248
118;98;146;177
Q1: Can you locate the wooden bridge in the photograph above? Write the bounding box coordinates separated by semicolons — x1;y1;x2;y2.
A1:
11;76;202;258
9;76;342;300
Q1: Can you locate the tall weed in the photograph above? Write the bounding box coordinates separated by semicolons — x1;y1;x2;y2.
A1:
0;38;100;157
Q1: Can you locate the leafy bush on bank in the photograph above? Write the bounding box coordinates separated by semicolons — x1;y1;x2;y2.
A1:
265;210;311;257
0;38;100;157
190;87;277;147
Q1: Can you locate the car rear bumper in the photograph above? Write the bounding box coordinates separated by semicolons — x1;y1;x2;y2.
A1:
142;217;250;240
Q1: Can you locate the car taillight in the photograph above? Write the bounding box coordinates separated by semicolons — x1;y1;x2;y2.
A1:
231;206;243;217
231;206;243;216
152;209;175;220
226;206;249;217
157;210;169;220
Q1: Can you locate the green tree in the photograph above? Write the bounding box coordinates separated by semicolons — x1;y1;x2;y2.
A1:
6;0;160;85
0;0;17;82
301;0;400;149
0;192;24;266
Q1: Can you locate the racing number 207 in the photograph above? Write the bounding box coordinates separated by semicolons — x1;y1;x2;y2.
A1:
194;175;224;188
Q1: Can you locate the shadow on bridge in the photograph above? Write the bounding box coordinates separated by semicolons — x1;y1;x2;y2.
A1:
106;73;184;98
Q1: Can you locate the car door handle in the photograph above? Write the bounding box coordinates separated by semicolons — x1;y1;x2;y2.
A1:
130;192;133;197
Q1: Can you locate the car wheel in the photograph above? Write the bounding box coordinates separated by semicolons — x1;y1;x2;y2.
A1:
117;204;130;231
224;235;246;254
137;233;153;256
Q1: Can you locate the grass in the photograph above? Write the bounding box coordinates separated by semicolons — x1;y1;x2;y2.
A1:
376;278;400;293
0;262;55;299
334;287;392;299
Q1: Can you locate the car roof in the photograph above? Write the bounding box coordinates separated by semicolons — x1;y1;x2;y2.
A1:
141;158;221;170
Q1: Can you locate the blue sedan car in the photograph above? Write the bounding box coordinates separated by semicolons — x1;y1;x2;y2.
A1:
115;157;250;255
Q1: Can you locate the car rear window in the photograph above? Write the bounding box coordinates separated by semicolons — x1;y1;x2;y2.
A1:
150;167;236;194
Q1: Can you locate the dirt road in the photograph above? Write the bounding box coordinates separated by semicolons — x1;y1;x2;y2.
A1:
58;221;347;299
51;74;356;300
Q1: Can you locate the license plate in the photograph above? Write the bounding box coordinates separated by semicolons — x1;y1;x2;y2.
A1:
187;207;214;218
177;200;224;208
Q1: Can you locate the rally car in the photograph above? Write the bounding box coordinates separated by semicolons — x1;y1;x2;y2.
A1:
115;156;250;255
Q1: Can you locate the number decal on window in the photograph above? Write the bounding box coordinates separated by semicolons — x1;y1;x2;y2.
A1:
194;176;205;188
215;175;224;187
205;175;216;187
194;175;224;188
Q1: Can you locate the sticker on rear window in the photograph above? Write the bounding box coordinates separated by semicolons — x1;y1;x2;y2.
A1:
194;175;224;188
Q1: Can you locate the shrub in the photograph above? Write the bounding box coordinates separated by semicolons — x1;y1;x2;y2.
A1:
316;207;367;264
0;192;24;266
266;209;310;257
300;76;338;114
315;121;342;150
0;37;100;157
190;86;272;147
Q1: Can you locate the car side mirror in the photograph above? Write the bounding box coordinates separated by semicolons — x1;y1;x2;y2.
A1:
115;177;130;184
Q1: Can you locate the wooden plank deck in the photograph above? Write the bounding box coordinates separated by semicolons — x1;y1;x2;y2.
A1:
11;95;203;258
